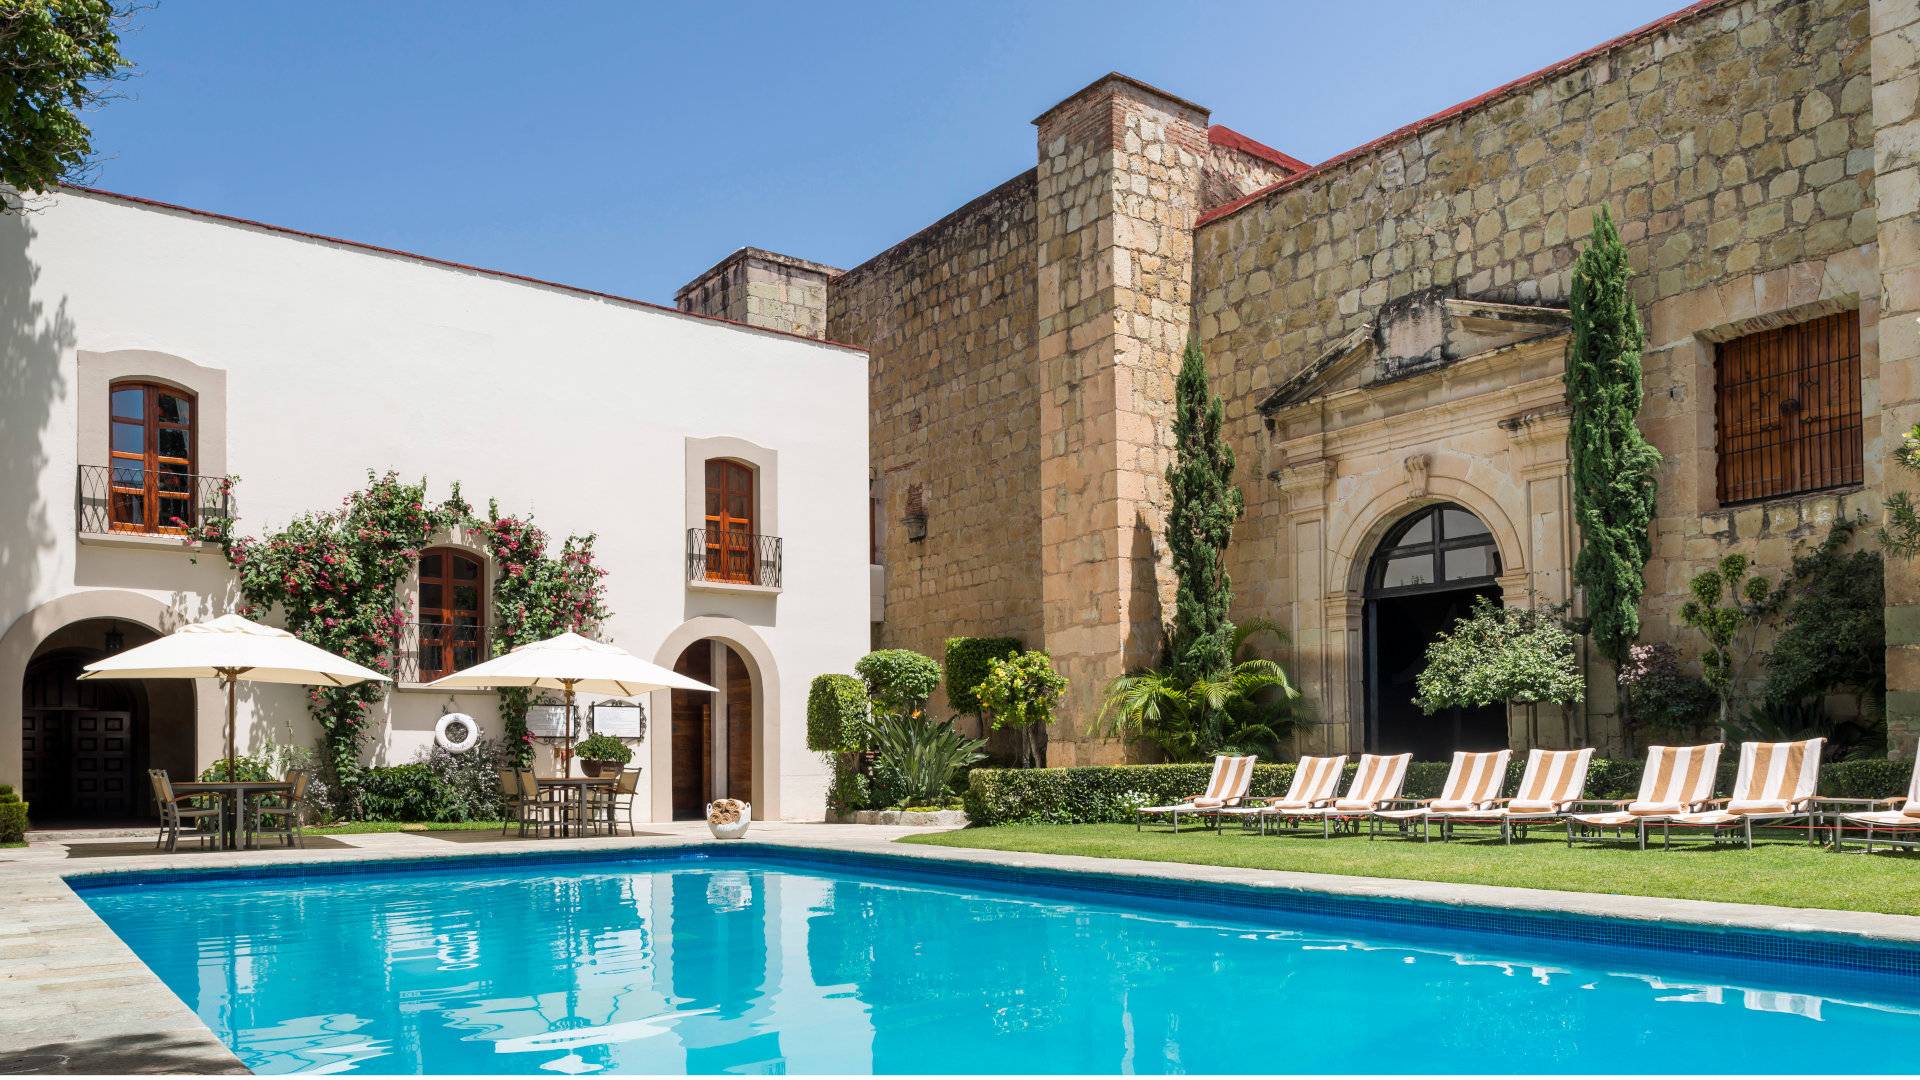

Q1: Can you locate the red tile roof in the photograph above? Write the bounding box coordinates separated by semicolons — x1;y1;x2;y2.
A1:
1194;0;1732;228
1207;125;1309;175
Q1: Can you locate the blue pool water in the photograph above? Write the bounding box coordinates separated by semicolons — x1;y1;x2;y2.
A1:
75;846;1920;1074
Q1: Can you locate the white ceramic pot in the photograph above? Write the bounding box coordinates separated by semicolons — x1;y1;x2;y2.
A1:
706;801;752;839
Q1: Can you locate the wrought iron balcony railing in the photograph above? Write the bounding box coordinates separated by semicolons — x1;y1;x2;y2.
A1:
77;463;231;537
687;528;782;588
396;621;488;685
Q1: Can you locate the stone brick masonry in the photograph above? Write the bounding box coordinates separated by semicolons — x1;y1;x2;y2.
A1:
682;0;1920;762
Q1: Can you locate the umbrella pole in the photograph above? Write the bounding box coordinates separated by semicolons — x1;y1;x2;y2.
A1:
564;681;578;775
224;669;238;783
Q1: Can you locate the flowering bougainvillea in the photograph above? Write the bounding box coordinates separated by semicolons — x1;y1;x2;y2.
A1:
479;502;609;765
199;474;611;804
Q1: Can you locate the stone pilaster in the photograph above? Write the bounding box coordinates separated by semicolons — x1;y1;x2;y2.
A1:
1872;0;1920;759
1033;75;1208;763
675;247;841;339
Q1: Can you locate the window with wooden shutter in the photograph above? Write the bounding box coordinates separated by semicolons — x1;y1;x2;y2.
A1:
703;459;755;582
107;381;196;533
1714;311;1863;505
418;548;485;682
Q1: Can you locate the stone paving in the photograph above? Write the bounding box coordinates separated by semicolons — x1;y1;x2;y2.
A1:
5;819;1920;1074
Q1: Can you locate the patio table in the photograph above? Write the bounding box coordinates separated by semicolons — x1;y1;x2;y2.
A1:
174;780;294;850
535;776;615;837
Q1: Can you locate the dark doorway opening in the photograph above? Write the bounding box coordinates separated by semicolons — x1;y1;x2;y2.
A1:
668;640;754;820
22;649;142;822
1363;503;1508;760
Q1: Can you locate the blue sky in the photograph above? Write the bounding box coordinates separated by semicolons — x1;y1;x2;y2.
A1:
86;1;1687;304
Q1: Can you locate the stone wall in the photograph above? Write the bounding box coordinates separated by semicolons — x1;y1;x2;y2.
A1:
676;247;840;339
1194;0;1885;749
827;172;1045;724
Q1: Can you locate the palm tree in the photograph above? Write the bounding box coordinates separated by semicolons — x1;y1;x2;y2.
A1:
1097;619;1302;760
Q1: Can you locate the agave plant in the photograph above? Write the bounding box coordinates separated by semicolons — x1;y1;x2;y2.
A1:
863;710;987;807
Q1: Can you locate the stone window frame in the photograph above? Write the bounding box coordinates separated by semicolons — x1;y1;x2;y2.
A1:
683;436;780;595
1688;293;1870;515
395;525;494;691
76;349;228;550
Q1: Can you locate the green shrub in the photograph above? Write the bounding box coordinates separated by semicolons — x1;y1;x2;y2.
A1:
357;739;505;823
944;636;1023;715
825;757;870;817
574;732;633;765
807;673;868;752
856;649;942;716
0;784;25;843
867;711;985;806
199;756;274;782
358;764;442;822
962;755;1915;825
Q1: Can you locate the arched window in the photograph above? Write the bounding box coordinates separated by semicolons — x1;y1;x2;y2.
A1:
703;459;756;582
1364;503;1500;597
418;548;485;682
108;381;195;533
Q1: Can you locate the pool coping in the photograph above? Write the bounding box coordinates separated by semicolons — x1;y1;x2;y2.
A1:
6;823;1920;1073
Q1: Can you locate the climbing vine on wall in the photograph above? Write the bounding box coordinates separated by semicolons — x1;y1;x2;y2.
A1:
194;474;610;800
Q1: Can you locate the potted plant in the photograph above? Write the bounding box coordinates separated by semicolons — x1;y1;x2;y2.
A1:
707;797;752;839
572;733;633;777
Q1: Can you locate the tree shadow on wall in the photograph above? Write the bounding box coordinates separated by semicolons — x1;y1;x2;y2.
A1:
1125;510;1166;672
0;207;75;621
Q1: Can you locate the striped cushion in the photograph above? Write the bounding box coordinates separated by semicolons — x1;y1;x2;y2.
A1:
1903;801;1920;818
1632;744;1722;810
1628;801;1687;816
1193;797;1225;809
1727;799;1793;815
1267;798;1315;810
1730;739;1823;806
1507;748;1594;813
1429;798;1483;812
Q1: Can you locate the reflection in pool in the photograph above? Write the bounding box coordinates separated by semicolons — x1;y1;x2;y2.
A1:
77;853;1920;1074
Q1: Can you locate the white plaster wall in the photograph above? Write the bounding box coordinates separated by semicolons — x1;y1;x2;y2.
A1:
0;190;869;820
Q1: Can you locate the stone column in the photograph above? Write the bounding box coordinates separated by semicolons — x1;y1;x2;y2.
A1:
1872;0;1920;759
1033;75;1209;764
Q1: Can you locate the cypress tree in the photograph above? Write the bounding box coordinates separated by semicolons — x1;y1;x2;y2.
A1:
1166;339;1244;684
1568;207;1661;666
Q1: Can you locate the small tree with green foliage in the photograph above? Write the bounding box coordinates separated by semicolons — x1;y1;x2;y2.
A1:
944;636;1022;717
1165;338;1244;685
854;649;941;718
1680;553;1772;736
972;649;1067;768
1878;422;1920;556
1;1;132;204
1414;597;1584;736
1567;206;1661;669
806;673;868;752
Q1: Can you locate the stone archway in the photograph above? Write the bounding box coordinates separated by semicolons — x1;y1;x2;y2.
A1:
650;617;782;822
1;591;218;801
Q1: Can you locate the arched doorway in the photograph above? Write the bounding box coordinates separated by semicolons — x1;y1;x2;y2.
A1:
19;618;195;823
1362;503;1507;760
668;639;755;820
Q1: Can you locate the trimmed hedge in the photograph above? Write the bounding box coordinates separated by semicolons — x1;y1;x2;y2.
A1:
944;636;1023;715
807;674;868;753
964;756;1917;826
0;784;25;843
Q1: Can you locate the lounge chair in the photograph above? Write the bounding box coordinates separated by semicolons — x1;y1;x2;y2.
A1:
148;769;222;853
1266;753;1412;837
1826;744;1920;853
1653;738;1825;848
1427;747;1595;843
1371;749;1512;841
1566;742;1722;848
1210;755;1347;834
1135;755;1257;831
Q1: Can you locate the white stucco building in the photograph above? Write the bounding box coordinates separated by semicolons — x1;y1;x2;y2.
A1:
0;187;871;824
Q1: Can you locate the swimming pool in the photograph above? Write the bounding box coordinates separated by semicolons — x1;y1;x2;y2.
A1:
74;845;1920;1074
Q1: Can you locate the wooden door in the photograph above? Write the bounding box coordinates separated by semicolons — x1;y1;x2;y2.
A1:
68;711;135;818
725;646;753;803
703;460;755;583
108;382;196;533
671;642;714;819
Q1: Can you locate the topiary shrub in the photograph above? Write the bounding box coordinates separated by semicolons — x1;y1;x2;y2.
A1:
944;636;1023;715
855;649;942;717
0;785;26;843
807;673;869;752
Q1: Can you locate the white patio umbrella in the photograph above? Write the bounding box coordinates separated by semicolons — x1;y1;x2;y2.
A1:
424;630;715;749
79;612;390;781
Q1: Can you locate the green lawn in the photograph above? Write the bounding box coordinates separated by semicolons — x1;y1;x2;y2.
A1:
311;820;507;835
901;823;1920;916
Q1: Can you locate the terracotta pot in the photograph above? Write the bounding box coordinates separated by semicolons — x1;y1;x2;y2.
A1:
580;759;620;778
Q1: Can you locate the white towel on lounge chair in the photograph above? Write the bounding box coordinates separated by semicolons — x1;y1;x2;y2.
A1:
1216;754;1347;818
1839;746;1920;829
1568;743;1721;828
1374;750;1510;820
1666;739;1823;828
1433;747;1594;820
1269;753;1410;819
1138;755;1256;816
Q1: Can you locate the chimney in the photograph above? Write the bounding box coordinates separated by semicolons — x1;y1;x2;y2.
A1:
674;247;842;339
